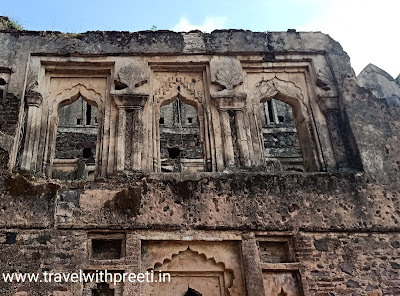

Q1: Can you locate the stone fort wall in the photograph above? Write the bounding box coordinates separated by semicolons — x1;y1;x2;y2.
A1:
0;19;399;295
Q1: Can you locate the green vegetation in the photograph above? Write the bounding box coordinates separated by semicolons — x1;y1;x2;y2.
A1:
6;19;23;31
151;25;158;31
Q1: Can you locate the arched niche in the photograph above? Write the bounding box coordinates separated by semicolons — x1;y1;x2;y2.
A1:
149;248;234;296
255;78;319;171
54;83;103;112
46;83;104;178
155;84;206;173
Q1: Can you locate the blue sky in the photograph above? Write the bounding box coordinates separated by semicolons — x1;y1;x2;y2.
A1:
1;0;399;77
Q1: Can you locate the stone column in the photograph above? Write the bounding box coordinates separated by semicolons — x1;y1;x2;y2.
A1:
235;110;251;167
241;233;265;296
131;108;143;170
21;91;43;171
123;233;141;296
318;96;350;170
116;107;126;171
271;99;280;124
220;110;235;167
112;93;148;172
324;110;350;170
211;90;248;170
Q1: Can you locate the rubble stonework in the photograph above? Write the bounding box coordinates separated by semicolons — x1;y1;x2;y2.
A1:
0;25;399;295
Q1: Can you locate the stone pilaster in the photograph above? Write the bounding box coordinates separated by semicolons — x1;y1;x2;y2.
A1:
123;233;141;296
235;109;251;167
112;93;148;172
241;233;265;296
21;91;43;171
211;89;249;169
318;96;350;170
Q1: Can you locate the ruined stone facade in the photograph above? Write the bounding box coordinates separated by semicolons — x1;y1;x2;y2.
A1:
0;20;399;295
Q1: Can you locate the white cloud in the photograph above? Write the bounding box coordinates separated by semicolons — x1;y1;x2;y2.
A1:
300;0;400;77
172;16;228;33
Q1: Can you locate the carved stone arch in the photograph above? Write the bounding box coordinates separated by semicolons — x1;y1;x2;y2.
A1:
46;83;104;178
255;77;319;171
149;247;234;296
54;83;103;112
155;80;207;172
159;88;199;110
255;77;307;122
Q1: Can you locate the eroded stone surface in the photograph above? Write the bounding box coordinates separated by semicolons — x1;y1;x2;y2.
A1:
0;26;398;295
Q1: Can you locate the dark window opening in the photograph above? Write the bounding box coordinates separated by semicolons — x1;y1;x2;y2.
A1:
159;98;204;172
91;239;122;260
94;117;98;123
0;78;6;86
83;148;92;159
86;103;92;125
168;147;180;159
184;288;202;296
267;100;274;123
54;97;99;180
260;99;304;172
92;283;114;296
258;241;290;263
5;232;16;244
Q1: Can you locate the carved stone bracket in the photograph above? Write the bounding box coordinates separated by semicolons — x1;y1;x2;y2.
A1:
211;89;247;111
25;90;43;108
111;93;148;109
316;95;339;113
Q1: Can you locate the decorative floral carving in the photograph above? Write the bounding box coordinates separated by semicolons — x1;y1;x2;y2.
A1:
212;57;243;90
316;67;337;96
153;72;204;105
114;64;149;91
